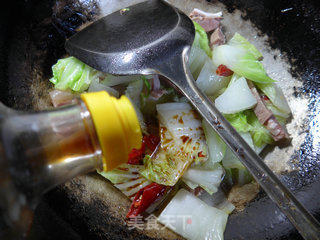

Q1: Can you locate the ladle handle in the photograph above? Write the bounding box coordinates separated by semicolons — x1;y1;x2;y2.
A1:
160;47;320;240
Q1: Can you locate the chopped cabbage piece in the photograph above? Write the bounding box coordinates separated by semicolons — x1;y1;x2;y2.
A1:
224;110;272;147
215;77;257;114
222;132;254;170
228;73;241;87
212;44;274;83
158;189;228;240
196;59;229;96
224;112;252;133
228;33;263;60
183;163;224;194
189;46;210;78
193;21;212;58
245;110;273;147
202;120;226;165
99;164;151;200
125;79;143;107
50;57;84;91
216;199;235;215
140;103;208;186
255;82;291;115
88;77;119;97
101;74;142;87
125;79;147;133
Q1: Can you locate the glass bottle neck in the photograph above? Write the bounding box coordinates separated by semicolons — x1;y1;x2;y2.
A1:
0;100;102;236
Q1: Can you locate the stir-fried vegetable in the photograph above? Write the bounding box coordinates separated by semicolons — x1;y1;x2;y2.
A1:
212;33;275;84
101;74;142;87
140;88;178;117
222;132;254;170
221;132;255;186
202;120;226;165
182;163;224;194
245;110;273;147
224;110;273;147
215;77;257;114
224;112;252;132
216;198;235;214
125;79;144;107
254;82;291;115
125;79;147;133
88;77;119;97
188;22;213;78
193;22;212;58
48;9;292;240
196;60;229;96
141;103;208;186
189;46;210;78
99;164;151;200
228;33;263;60
50;57;102;92
158;189;228;240
157;103;208;165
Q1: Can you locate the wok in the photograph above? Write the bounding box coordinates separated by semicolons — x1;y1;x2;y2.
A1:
0;0;319;239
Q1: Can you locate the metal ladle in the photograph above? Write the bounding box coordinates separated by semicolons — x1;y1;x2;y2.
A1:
65;0;320;239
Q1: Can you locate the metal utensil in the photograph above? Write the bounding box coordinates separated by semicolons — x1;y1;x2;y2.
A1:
65;0;320;239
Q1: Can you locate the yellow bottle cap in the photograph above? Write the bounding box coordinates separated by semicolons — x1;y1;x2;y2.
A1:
81;91;142;171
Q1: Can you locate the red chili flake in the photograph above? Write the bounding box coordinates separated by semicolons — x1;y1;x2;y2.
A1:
126;183;168;218
128;141;145;165
262;95;270;101
198;151;206;157
178;116;184;124
143;134;160;152
181;135;189;143
216;64;233;77
190;110;200;120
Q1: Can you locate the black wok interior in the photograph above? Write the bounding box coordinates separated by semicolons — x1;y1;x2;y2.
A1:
0;0;320;239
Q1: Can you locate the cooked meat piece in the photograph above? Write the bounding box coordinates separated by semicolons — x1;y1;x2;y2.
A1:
247;81;289;141
228;182;260;212
248;82;273;124
264;116;288;141
189;8;223;32
210;27;226;46
49;90;77;107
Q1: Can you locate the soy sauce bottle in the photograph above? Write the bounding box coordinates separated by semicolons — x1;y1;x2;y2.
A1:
0;91;142;238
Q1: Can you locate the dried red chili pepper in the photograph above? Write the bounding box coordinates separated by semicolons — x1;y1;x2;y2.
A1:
216;64;233;77
127;141;145;165
126;182;168;218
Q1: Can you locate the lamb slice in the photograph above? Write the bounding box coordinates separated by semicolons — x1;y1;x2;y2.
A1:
264;116;288;141
247;81;289;141
210;27;226;47
189;8;223;32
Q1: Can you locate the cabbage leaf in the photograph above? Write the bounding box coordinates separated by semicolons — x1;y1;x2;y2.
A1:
193;21;212;58
158;189;228;240
140;103;208;186
212;45;274;83
228;33;263;60
99;163;151;200
50;56;100;92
